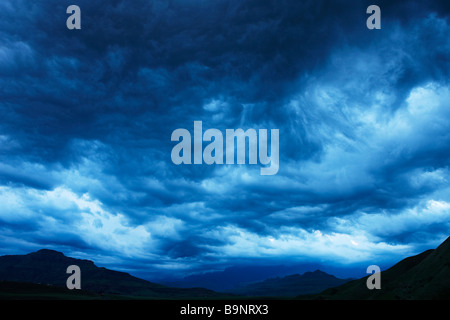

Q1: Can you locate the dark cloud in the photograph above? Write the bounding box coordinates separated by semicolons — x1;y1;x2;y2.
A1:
1;0;450;277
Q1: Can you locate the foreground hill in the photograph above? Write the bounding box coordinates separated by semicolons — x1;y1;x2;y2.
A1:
231;270;350;297
302;236;450;300
0;249;224;299
3;236;449;300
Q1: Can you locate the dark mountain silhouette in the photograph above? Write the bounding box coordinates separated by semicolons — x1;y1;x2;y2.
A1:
161;264;324;292
3;237;450;300
160;263;362;292
230;270;351;297
302;236;450;300
0;249;225;298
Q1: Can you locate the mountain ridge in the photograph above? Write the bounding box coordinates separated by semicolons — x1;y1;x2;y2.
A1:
230;269;351;297
1;237;449;299
0;249;224;298
301;236;450;300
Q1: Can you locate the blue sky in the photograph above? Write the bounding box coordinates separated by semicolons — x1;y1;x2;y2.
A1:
1;0;450;280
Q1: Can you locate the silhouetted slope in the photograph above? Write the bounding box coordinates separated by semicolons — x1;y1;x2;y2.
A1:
306;237;450;300
162;264;324;292
232;270;350;297
0;249;223;298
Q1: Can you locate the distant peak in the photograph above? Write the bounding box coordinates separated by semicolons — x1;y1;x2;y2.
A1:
301;270;335;279
313;269;325;273
30;249;66;257
305;269;326;275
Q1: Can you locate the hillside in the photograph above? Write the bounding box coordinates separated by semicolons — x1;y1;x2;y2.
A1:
231;270;350;297
0;249;224;299
2;237;449;300
303;236;450;300
161;263;326;292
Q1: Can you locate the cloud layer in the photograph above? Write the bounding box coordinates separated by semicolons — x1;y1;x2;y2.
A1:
1;0;450;278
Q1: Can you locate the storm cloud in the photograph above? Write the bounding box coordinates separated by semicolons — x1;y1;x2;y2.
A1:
1;0;450;278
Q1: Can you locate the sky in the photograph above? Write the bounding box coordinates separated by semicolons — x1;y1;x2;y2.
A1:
1;0;450;281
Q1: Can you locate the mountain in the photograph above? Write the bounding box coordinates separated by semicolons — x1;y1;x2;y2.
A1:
160;263;361;292
303;236;450;300
4;237;449;300
0;249;225;299
161;265;308;292
230;270;350;297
